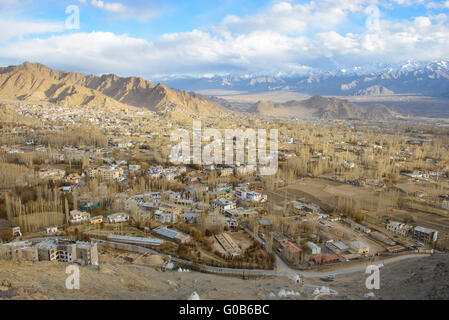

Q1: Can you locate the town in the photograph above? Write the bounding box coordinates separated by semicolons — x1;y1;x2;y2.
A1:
0;100;446;284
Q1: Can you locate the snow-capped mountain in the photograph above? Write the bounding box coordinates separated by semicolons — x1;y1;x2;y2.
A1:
162;60;449;97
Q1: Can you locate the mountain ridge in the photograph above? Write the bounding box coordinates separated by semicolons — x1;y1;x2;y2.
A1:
0;62;229;118
162;60;449;97
248;95;399;120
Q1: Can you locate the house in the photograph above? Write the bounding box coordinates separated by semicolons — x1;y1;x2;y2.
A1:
45;226;58;234
225;217;239;231
106;212;130;223
69;210;90;224
38;168;66;181
225;207;258;218
12;227;22;237
211;198;236;213
235;188;266;202
89;216;103;225
315;254;340;264
182;212;199;224
343;161;355;169
280;241;303;265
306;241;321;255
97;166;123;181
64;173;82;185
154;210;178;224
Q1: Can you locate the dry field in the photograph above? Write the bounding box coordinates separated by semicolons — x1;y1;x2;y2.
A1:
267;177;449;249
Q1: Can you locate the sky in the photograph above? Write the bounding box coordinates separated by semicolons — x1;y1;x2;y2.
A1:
0;0;448;79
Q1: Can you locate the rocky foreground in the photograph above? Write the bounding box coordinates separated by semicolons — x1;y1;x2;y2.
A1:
1;251;448;300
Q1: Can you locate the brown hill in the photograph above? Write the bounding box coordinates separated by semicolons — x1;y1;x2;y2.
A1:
248;100;292;116
355;85;395;96
248;95;399;120
0;62;229;117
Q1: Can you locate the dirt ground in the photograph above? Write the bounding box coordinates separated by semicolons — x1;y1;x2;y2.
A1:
1;251;448;300
269;177;449;249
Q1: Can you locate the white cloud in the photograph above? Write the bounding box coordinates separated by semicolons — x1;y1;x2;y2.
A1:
0;19;65;42
85;0;162;22
427;1;449;9
0;0;448;77
90;0;126;13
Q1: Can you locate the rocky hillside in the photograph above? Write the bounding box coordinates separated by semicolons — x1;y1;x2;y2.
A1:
0;62;229;118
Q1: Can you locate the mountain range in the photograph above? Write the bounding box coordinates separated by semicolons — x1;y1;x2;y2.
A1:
162;60;449;98
0;62;228;119
0;62;409;121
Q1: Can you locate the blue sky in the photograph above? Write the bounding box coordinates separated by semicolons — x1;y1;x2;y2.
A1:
0;0;448;79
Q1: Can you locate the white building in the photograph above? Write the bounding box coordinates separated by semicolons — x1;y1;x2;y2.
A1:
211;198;237;213
154;210;178;224
45;227;58;234
106;212;130;223
69;210;90;224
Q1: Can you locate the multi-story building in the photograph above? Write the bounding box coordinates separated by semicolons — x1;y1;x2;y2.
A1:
211;198;236;213
386;221;413;237
154;210;178;224
36;239;98;265
37;240;58;261
413;226;438;243
38;168;66;181
69;210;90;224
76;241;99;266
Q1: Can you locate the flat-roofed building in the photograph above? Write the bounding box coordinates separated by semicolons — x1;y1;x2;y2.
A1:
106;212;130;223
154;210;178;224
152;226;191;244
326;240;350;254
211;198;236;213
107;234;163;246
386;221;412;237
69;210;90;224
75;241;99;266
37;240;58;261
413;226;438;243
